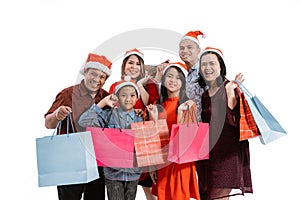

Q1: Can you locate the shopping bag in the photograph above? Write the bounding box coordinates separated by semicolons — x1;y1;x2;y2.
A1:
239;91;260;141
237;82;287;144
36;114;99;187
131;119;169;167
86;127;135;168
167;105;209;164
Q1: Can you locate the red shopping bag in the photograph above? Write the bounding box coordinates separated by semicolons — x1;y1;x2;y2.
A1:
168;105;209;164
131;119;169;167
86;127;135;168
239;90;260;141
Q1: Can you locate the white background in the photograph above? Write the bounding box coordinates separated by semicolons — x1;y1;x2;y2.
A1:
1;0;299;199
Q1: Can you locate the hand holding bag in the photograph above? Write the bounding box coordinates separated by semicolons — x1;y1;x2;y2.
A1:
237;81;287;144
86;109;135;168
167;104;209;164
36;113;99;187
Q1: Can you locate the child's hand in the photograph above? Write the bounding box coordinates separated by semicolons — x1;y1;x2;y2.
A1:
146;104;158;121
97;94;118;108
178;100;195;112
134;109;144;117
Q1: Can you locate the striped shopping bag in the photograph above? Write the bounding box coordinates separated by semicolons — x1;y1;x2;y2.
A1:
239;91;260;141
131;119;169;167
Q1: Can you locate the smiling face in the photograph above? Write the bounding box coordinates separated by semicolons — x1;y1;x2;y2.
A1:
83;68;107;96
163;67;182;97
179;39;201;69
117;85;138;112
200;53;221;84
123;55;143;82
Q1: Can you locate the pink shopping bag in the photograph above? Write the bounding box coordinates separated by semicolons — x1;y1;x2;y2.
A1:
167;122;209;164
168;104;209;164
86;127;135;168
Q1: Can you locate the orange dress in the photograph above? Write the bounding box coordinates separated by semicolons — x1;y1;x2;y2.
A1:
152;97;200;200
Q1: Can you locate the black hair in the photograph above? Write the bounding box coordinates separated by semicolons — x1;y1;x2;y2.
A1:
121;54;145;81
198;51;227;88
156;66;188;112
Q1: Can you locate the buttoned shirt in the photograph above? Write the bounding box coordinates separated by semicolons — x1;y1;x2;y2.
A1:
186;61;204;121
44;79;109;134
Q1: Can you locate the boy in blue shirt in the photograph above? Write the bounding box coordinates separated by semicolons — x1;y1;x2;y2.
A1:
79;77;143;200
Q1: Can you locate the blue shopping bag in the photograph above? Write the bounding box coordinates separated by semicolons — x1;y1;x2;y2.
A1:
237;82;287;144
36;113;99;187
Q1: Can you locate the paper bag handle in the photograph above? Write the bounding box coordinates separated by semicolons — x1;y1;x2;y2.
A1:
180;104;199;126
234;80;254;98
101;107;122;132
51;112;75;138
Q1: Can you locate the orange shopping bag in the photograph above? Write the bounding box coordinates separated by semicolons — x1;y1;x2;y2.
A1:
239;89;260;141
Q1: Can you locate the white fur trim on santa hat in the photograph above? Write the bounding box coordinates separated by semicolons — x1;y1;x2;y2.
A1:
200;48;224;60
80;61;112;76
124;51;144;61
181;35;201;47
114;81;140;97
163;64;188;78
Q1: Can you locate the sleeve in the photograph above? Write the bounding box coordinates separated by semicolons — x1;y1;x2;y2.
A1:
146;79;159;105
44;89;68;117
225;89;240;127
78;104;109;128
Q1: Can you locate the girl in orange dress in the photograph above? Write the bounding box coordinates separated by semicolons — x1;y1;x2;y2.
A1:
147;63;200;200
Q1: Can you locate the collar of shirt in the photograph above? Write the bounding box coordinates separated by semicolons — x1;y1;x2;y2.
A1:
190;60;200;73
116;107;135;122
78;79;90;97
78;79;109;103
187;61;200;83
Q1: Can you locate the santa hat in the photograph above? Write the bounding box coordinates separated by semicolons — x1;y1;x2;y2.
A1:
124;48;144;60
80;53;112;76
162;62;188;77
200;47;224;60
114;76;140;97
180;30;206;47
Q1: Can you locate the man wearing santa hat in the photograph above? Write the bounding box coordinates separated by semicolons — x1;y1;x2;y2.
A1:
179;30;206;122
44;53;112;200
179;30;245;200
